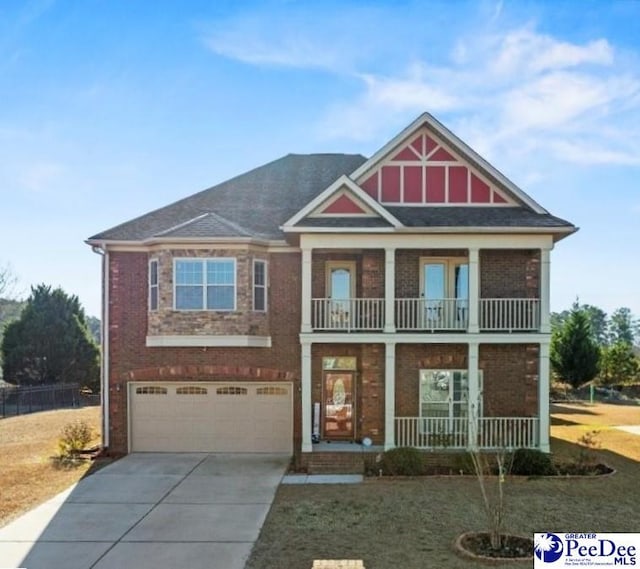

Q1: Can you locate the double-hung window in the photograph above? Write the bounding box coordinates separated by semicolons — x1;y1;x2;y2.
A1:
174;258;236;311
253;259;267;311
149;259;159;311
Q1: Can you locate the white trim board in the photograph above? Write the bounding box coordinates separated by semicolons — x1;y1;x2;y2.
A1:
146;335;272;347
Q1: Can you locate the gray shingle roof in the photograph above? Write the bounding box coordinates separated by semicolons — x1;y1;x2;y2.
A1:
90;152;575;241
90;153;368;241
385;207;573;228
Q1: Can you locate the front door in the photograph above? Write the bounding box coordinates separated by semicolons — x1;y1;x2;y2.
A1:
322;371;355;440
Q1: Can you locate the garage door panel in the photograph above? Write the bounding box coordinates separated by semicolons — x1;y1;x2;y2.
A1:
130;382;292;453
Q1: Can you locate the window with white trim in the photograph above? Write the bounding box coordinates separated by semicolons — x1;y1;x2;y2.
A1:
419;370;483;419
174;258;236;311
149;259;159;311
253;259;267;311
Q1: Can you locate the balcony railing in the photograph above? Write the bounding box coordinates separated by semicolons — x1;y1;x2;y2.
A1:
311;298;385;331
394;416;539;450
309;298;541;332
479;298;540;331
395;298;468;331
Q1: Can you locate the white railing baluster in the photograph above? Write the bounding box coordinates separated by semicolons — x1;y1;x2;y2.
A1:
479;298;541;332
395;417;540;450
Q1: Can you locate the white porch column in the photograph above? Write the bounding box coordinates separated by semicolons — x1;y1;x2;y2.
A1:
467;342;480;449
384;247;396;333
539;248;551;333
384;342;396;450
301;341;312;453
538;342;551;452
468;247;480;333
301;247;312;333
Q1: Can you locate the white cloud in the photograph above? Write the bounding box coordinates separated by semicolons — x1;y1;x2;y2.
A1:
489;29;613;75
315;25;640;170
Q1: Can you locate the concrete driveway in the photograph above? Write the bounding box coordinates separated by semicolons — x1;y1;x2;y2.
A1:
0;453;289;569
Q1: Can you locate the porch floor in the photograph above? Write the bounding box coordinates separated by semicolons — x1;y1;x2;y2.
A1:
312;441;383;453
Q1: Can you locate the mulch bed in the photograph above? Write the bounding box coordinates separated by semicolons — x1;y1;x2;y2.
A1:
456;532;533;562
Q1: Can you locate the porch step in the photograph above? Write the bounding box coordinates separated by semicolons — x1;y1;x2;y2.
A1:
304;452;370;475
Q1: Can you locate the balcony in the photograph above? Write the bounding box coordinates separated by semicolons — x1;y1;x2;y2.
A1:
394;416;540;450
310;298;541;333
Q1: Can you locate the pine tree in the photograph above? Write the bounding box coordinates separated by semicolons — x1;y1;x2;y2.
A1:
1;285;99;390
551;303;600;388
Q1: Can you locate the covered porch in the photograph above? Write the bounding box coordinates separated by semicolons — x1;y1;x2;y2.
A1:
300;339;551;454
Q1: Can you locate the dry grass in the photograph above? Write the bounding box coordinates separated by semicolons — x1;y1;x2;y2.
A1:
0;407;101;527
551;402;640;462
247;403;640;569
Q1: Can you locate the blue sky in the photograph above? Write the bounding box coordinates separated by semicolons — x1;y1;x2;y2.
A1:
1;0;639;318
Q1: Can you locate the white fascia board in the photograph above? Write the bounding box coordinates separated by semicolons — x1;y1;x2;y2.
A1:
300;232;555;250
282;175;403;228
300;332;551;345
349;112;548;215
146;335;272;348
283;226;396;234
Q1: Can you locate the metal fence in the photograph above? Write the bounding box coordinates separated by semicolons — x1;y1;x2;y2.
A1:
0;383;99;418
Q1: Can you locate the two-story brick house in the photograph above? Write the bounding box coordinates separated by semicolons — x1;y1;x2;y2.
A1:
87;113;576;465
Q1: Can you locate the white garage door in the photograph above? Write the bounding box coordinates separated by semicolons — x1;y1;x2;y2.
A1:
129;382;292;453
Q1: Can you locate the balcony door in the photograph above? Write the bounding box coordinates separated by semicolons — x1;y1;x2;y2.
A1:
326;261;356;330
420;258;469;329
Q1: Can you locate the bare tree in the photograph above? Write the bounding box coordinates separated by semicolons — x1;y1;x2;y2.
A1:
0;262;18;299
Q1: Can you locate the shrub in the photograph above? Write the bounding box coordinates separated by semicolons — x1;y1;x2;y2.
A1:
379;447;425;476
511;448;556;476
57;420;93;459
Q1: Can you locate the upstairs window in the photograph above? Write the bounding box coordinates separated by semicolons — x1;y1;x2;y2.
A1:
149;259;159;311
253;259;267;311
174;258;236;311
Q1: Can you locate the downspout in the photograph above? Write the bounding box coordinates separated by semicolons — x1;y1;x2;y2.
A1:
91;245;110;449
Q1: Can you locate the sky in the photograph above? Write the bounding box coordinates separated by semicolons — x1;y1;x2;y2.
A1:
0;0;639;319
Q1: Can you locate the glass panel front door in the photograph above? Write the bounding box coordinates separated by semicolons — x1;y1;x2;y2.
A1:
323;372;355;439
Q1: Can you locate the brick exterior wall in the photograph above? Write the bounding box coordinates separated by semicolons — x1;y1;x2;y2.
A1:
480;344;539;417
480;249;540;299
107;250;302;453
106;246;541;456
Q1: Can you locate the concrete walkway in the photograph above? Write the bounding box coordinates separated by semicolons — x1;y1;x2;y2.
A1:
0;453;289;569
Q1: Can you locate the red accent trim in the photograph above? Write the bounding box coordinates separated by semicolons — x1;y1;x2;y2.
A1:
404;166;422;203
493;191;508;203
426;166;445;202
392;146;420;161
321;194;367;214
429;147;457;161
361;173;378;199
381;166;401;202
425;135;438;155
449;166;468;203
471;173;491;203
410;135;424;156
